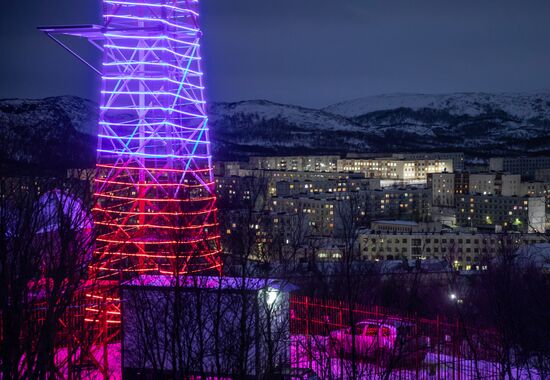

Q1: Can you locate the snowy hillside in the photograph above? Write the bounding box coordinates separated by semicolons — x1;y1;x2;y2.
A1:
210;100;365;133
325;93;550;120
1;93;549;172
208;100;371;158
0;96;98;171
323;93;550;156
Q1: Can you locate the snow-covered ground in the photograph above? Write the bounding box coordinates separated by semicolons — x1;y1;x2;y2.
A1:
54;343;121;380
290;335;542;380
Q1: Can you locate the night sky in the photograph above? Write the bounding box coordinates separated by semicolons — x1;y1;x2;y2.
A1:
1;0;549;107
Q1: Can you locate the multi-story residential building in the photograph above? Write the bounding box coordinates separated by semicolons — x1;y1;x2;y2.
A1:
430;171;545;200
392;152;465;171
215;175;264;205
520;181;549;197
456;195;546;233
428;172;455;207
269;185;432;236
535;168;550;183
490;157;550;179
249;155;339;172
468;173;521;196
359;225;547;270
364;186;432;222
273;177;381;197
336;157;452;181
214;161;248;177
271;193;356;236
454;171;470;195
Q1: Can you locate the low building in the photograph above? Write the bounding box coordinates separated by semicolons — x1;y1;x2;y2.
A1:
121;276;291;379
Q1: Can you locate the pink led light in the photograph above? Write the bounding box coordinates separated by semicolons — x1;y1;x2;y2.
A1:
92;208;218;216
98;122;209;132
96;150;211;160
94;179;214;187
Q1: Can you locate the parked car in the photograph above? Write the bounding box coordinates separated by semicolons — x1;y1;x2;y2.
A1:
329;319;428;366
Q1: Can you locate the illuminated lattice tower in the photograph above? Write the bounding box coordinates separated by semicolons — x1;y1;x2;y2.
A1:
37;1;221;376
92;0;222;284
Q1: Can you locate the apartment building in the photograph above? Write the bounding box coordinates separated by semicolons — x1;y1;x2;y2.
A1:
273;177;381;197
271;193;357;236
337;158;452;180
456;195;546;233
364;187;432;222
360;226;547;270
490;157;550;179
392;152;465;171
468;173;522;196
249;155;339;172
429;172;455;207
535;168;550;183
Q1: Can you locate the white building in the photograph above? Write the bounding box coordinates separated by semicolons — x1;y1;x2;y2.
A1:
337;158;452;181
249;155;339;172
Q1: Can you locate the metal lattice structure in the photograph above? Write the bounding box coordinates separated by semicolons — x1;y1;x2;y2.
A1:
93;0;221;280
81;1;222;375
38;2;221;377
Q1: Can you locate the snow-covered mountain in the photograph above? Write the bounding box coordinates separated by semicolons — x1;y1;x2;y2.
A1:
0;96;98;172
323;93;550;155
1;93;549;172
208;100;370;158
325;93;550;120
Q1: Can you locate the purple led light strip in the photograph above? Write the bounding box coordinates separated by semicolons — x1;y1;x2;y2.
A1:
90;0;223;311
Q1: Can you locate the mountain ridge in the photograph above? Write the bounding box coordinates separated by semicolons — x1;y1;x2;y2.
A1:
1;93;549;172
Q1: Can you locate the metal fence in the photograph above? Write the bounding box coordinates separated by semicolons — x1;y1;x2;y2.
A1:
289;295;503;379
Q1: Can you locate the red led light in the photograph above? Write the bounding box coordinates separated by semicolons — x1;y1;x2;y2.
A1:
86;1;223;364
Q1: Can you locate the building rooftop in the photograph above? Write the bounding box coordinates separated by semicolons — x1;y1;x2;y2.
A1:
373;220;419;226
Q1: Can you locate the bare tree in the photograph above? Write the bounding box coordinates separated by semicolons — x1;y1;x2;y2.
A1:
0;174;95;379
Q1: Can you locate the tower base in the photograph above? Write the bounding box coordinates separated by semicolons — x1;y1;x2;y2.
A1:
121;276;292;379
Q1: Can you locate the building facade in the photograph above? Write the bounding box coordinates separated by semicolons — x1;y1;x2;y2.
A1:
392;152;464;171
249;155;339;172
360;228;547;270
337;158;452;180
456;195;545;233
490;157;550;179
